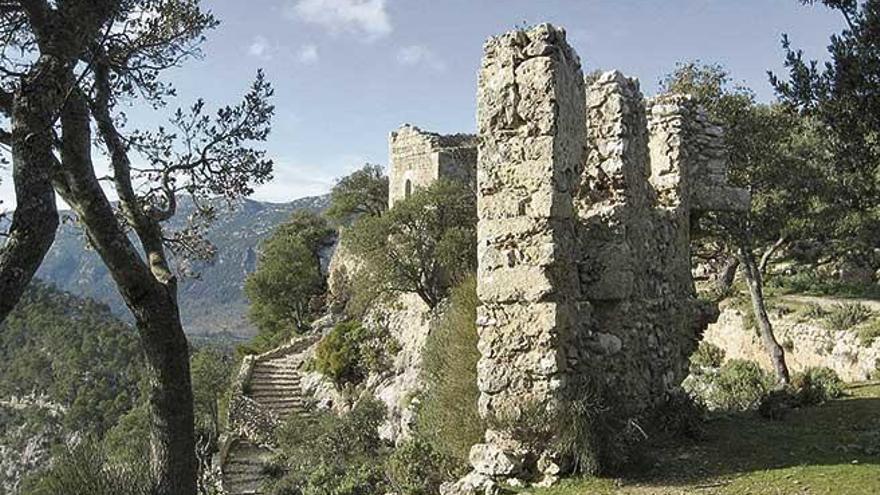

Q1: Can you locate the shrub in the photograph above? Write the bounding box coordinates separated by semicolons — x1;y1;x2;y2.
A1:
23;439;154;495
385;439;456;495
417;276;484;468
689;341;726;372
650;389;706;440
792;367;844;405
269;398;389;495
825;303;874;331
856;321;880;347
703;360;775;412
804;303;827;320
314;321;398;386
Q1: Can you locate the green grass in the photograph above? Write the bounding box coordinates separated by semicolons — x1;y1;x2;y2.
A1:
521;382;880;495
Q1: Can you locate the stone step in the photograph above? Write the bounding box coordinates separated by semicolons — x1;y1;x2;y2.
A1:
249;384;302;391
249;389;304;398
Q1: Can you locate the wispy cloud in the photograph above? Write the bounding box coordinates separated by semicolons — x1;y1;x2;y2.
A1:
286;0;392;40
248;35;274;60
396;45;446;72
297;44;320;64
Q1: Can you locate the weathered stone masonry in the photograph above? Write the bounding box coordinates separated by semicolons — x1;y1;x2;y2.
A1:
388;125;478;207
448;23;749;492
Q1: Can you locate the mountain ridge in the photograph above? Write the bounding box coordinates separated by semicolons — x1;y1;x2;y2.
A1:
3;194;330;339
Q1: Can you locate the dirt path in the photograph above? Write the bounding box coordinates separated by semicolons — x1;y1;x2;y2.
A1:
780;294;880;312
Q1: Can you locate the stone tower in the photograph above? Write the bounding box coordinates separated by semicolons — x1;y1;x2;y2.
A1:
444;23;749;494
387;124;478;207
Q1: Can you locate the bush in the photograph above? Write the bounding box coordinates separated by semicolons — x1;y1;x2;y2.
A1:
417;276;484;468
313;321;398;386
703;360;775;412
825;303;874;331
650;389;706;440
792;367;844;405
385;439;456;495
269;398;389;495
689;341;726;372
23;439;154;495
856;320;880;347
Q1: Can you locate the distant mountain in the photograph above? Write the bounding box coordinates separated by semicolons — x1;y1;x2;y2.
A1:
14;195;330;339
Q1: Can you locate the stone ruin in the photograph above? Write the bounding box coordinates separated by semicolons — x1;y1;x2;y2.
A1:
442;23;749;493
388;124;478;207
218;22;750;495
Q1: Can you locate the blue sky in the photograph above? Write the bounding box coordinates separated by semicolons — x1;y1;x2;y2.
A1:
0;0;846;205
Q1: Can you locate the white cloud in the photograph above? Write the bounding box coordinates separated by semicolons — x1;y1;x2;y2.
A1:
287;0;392;40
396;45;446;72
297;44;320;64
248;35;273;60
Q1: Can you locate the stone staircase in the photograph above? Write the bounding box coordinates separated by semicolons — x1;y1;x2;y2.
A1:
218;336;320;495
246;353;310;420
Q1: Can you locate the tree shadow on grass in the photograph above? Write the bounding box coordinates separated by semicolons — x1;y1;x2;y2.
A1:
619;393;880;488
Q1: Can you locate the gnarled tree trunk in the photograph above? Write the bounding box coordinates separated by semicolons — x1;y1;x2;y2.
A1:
737;244;790;385
55;90;197;495
0;55;67;322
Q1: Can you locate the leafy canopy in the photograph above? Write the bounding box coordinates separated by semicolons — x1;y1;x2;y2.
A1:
344;179;476;309
244;210;334;351
326;164;389;222
770;0;880;261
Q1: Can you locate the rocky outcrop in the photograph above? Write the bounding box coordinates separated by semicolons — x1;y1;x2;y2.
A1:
704;302;880;382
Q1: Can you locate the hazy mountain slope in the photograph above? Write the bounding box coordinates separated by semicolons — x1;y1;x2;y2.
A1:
28;195;329;338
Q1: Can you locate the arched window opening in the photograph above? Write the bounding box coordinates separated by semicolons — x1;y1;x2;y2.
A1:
404;179;412;199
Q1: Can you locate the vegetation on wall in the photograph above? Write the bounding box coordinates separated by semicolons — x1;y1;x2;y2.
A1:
344;179;477;310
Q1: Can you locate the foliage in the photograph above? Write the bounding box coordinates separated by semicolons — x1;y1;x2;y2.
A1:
689;341;726;372
856;321;880;347
190;345;234;444
824;303;874;331
792;367;845;405
344;179;477;309
0;280;144;435
417;276;484;467
385;438;458;495
515;383;880;495
649;390;707;440
326;164;389;222
699;360;776;412
313;321;398;386
244;211;335;351
768;270;880;299
22;439;155;495
771;0;880;262
268;398;389;495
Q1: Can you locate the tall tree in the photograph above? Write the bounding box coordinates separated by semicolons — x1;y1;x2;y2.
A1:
345;179;476;310
0;2;274;493
326;163;389;222
244;210;333;350
663;62;825;384
771;0;880;267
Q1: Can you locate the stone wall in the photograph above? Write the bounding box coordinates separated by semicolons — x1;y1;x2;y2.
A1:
388;124;477;207
447;24;750;493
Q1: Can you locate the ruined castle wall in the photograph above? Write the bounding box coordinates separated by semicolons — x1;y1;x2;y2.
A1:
471;23;584;477
454;25;750;492
388;125;477;207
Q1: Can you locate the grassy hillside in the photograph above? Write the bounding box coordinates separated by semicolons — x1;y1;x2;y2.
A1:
523;382;880;495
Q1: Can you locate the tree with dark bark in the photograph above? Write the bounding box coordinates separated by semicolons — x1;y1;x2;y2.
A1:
771;0;880;267
663;62;826;384
0;2;274;493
